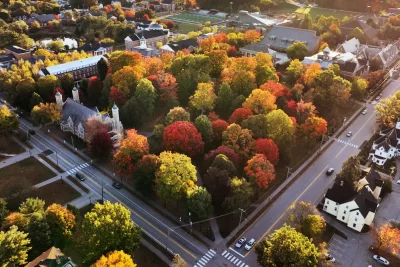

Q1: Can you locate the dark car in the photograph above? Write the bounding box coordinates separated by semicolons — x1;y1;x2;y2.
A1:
326;168;334;176
112;182;122;189
75;171;85;181
28;129;36;135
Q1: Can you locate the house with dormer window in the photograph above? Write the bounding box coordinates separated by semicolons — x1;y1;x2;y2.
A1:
369;121;400;165
323;169;383;232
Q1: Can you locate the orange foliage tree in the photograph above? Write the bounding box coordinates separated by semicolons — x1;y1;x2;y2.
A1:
112;66;145;96
303;62;322;87
299;116;328;142
229;108;253;124
259;81;289;98
244;30;261;43
372;224;400;255
245;154;275;189
206;50;229;77
214;33;228;43
109;51;143;73
243;89;276;114
113;130;149;175
143;57;164;76
200;36;218;52
222;123;255;161
91;250;136;267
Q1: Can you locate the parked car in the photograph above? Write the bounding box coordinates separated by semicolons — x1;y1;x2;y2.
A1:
112;182;122;189
346;131;353;137
373;255;389;265
235;237;246;248
75;171;85;181
376;94;382;101
325;253;336;262
244;238;256;251
397;180;400;185
362;109;367;115
28;129;35;135
326;168;335;176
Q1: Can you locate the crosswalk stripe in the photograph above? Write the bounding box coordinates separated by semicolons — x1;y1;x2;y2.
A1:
222;251;227;256
227;255;232;260
206;252;213;258
76;166;82;170
203;255;211;260
196;261;204;267
199;258;207;265
209;249;216;254
233;258;239;264
83;163;89;167
72;167;78;172
245;265;249;267
240;263;245;267
230;256;236;262
194;265;200;267
236;260;242;266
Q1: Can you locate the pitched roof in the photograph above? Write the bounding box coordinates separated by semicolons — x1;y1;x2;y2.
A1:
25;246;76;267
79;42;113;52
365;168;383;191
340;20;379;40
260;25;320;51
61;98;97;128
0;54;16;63
5;45;30;54
33;14;57;24
126;30;168;41
240;42;272;53
354;186;379;217
39;55;107;76
165;38;198;52
325;182;357;204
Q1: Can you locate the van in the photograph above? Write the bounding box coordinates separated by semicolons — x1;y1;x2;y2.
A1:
75;172;85;181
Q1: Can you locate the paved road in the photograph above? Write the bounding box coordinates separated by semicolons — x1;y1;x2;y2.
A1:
230;79;400;266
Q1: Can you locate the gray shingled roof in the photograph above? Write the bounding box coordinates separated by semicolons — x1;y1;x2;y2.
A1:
240;43;272;53
61;98;96;129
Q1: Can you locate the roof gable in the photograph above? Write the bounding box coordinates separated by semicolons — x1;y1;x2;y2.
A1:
325;182;357;204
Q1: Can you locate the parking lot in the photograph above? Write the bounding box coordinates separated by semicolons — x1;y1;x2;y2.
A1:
328;234;359;266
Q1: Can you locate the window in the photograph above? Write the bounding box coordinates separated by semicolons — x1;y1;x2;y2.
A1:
353;223;356;228
344;210;346;214
334;207;337;211
356;212;359;215
324;205;327;210
346;206;348;209
355;218;358;221
342;216;345;220
327;200;329;204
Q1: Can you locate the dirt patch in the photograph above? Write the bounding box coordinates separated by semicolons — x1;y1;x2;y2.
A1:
0;157;56;198
133;244;169;267
0;135;25;161
6;179;80;211
38;154;64;172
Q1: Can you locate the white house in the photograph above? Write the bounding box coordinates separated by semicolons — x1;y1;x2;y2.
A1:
56;91;123;147
369;121;400;165
323;169;382;232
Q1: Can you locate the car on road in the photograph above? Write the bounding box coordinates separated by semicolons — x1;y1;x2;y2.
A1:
362;109;367;115
346;131;353;137
28;129;35;135
235;237;246;248
376;94;382;101
326;168;335;176
325;253;336;262
112;182;122;189
244;238;256;250
397;180;400;185
373;255;389;265
75;171;85;181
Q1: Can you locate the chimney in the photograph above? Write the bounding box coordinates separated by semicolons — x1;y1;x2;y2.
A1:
340;180;344;186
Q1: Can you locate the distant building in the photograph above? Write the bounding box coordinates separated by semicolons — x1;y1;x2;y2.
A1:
56;92;123;146
130;36;158;57
38;55;107;85
125;25;169;51
323;169;383;232
25;246;77;267
369;121;400;166
5;45;32;61
302;47;368;79
340;20;380;43
27;13;57;25
78;42;114;56
161;38;199;54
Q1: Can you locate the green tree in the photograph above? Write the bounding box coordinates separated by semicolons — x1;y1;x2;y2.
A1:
351;77;368;101
286;59;304;85
194;115;213;145
287;42;308;61
37;74;59;102
134;78;157;116
0;226;31;266
133;154;161;196
300;13;312;29
80;201;141;264
287;201;326;238
189;83;217;113
350;27;366;43
155;152;197;202
0;105;19;134
211;154;237;177
28;216;52;258
185;186;213;220
120;97;141;128
265;109;295;149
255;224;319;267
223;177;254;211
29;92;44;110
97;57;109;81
241;114;268;139
256;65;278;87
376;91;400;127
13;77;36;111
216;83;235;118
336;155;361;188
60;73;74;98
165;107;191;125
0;199;8;225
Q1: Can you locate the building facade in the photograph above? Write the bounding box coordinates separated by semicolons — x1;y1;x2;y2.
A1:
125;24;169;51
369;121;400;165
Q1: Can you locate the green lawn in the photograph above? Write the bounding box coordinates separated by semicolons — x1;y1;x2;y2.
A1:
296;7;360;19
167;13;221;24
173;21;203;34
0;135;25;161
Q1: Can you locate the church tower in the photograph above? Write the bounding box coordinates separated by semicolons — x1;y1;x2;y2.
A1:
55;91;63;107
112;103;120;132
72;86;80;103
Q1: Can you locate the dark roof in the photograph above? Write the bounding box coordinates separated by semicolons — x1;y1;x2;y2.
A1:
325;182;357;204
0;54;16;63
354;186;378;217
149;1;161;5
240;42;271;53
61;98;97;129
128;30;167;41
365;168;383;191
79;42;113;52
89;11;103;16
167;38;198;52
25;246;76;267
162;0;173;4
340;20;379;40
5;45;29;54
337;61;357;73
33;14;57;23
375;127;399;150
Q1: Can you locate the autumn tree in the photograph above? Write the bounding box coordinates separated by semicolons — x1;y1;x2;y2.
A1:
259;81;288;98
243;89;276;114
229;108;253;124
216;83;235;117
376;91;400;127
165;106;191;125
194;115;213;145
143;57;164;76
87;76;103;106
113;129;149;175
222;123;255;161
207;50;228;77
157;73;178;107
372;224;400;255
244;29;261;43
109;51;143;73
109;86;127;106
286;59;305;85
0;199;8;225
85;117;108;143
211;119;229;143
351;77;368;101
46;203;75;244
0;105;18;134
303;62;322;87
31;103;61;126
171;254;188;267
134;78;157;116
203;167;230;206
155;152;197;202
97;57;109;81
241;114;268;139
245;154;275;190
256;65;278;87
163;121;204;157
133;154;160;196
299;116;328;144
255;224;319;267
255;138;279;165
80;201;141;264
89;130;113;159
336;155;362;188
189;83;217;113
265;109;295;149
0;226;31;266
112;66;145;97
296;100;317;124
287;201;326;238
91;250;136;267
185;186;213;220
200;36;218;52
37;74;59;102
211;154;237;177
287;42;308;61
223;177;254;211
367;70;384;91
60;73;74;97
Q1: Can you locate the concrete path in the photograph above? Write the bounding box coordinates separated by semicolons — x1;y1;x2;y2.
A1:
68;194;99;209
0;150;40;168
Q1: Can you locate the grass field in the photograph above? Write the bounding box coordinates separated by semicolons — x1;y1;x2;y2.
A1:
172;21;202;33
167;13;221;24
0;135;25;161
295;7;360;19
0;157;56;198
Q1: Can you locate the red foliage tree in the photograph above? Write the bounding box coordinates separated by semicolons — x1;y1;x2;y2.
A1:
158;73;178;105
259;81;289;98
143;14;150;20
113;129;149;175
208;112;220;121
245;154;276;190
287;100;297;111
165;20;174;29
227;46;237;57
290;116;297;128
299;116;328;139
162;121;204;157
276;72;282;82
109;86;127;106
212;119;229;141
229;108;253;124
255;138;279;165
367;70;384;91
204;145;240;167
89;130;113;159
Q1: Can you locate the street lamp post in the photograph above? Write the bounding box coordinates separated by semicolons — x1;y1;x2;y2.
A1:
101;181;104;202
230;2;233;14
71;136;75;148
238;208;245;227
56;151;59;166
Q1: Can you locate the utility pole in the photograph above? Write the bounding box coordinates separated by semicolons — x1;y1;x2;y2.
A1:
101;181;104;203
238;208;245;227
165;227;172;250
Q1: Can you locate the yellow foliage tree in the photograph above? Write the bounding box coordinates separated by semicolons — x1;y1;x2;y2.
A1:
243;89;277;114
189;83;217;113
303;62;322;87
91;250;136;267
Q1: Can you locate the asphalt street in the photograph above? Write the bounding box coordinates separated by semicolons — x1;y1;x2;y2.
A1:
231;78;400;266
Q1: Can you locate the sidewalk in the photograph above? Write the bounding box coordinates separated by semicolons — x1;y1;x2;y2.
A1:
0;149;40;168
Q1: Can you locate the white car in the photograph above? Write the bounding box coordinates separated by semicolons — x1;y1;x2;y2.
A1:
325;253;336;263
244;238;256;250
362;109;367;115
346;131;353;137
373;255;389;265
397;180;400;185
235;237;246;248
